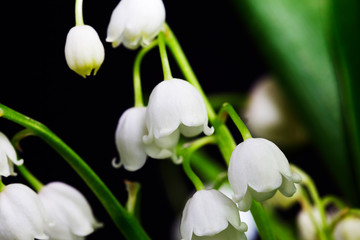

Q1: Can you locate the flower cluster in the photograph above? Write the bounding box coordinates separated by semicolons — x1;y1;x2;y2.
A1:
0;132;101;239
99;0;302;239
4;0;356;239
114;78;214;171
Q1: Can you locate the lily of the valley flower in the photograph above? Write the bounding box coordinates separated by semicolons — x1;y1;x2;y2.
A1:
38;182;102;240
334;216;360;240
0;183;49;240
114;107;148;171
65;25;105;78
106;0;166;49
180;189;248;240
0;132;24;177
143;78;214;159
228;138;301;211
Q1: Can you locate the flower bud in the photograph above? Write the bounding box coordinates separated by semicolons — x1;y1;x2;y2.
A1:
65;25;105;78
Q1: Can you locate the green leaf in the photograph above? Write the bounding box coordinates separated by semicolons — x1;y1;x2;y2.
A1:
330;0;360;204
231;0;358;203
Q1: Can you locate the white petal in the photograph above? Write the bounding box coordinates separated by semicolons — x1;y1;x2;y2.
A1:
180;190;245;240
0;132;23;177
0;184;49;240
145;79;212;141
106;0;165;49
39;182;101;239
228;138;291;204
115;107;148;171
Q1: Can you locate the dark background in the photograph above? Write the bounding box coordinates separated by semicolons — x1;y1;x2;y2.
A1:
1;0;329;239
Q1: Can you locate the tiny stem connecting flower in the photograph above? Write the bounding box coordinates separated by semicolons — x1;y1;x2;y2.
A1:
133;40;158;107
163;23;215;121
293;165;331;240
17;165;44;192
182;136;216;191
218;103;252;141
75;0;84;26
0;180;5;192
158;31;172;80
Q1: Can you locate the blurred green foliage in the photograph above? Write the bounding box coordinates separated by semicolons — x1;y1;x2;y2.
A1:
231;0;360;205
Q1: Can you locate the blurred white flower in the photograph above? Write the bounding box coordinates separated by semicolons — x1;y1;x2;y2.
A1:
106;0;165;49
143;79;213;159
114;107;148;171
228;138;301;211
333;216;360;240
65;25;105;78
296;207;322;240
180;189;247;240
0;132;24;177
244;76;308;148
0;183;49;240
38;182;102;240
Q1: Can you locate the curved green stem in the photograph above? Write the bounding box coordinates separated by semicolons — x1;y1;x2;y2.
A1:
75;0;84;26
17;165;44;192
11;129;44;192
133;40;158;107
0;103;150;240
164;22;275;240
293;165;331;240
164;23;236;165
181;136;216;191
158;31;172;80
218;103;252;140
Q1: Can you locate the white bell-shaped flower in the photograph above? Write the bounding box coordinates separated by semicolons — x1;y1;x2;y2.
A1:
106;0;166;49
0;183;49;240
0;132;24;177
334;216;360;240
114;107;148;171
65;25;105;78
180;189;248;240
143;78;214;158
228;138;301;211
38;182;102;240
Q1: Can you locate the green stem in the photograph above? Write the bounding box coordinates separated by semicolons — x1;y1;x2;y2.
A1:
218;103;252;140
164;22;236;165
0;180;5;192
18;165;44;192
182;136;216;191
133;40;158;107
164;22;275;240
164;23;215;121
158;31;172;80
293;165;331;240
75;0;84;26
0;103;150;240
250;201;275;240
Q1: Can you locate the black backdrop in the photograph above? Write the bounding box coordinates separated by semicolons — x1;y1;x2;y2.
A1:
1;0;268;239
